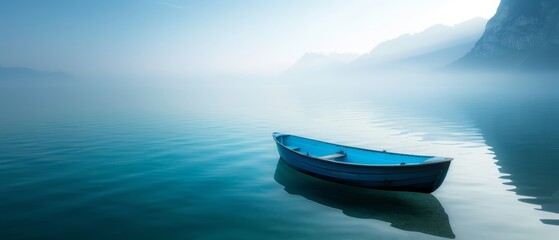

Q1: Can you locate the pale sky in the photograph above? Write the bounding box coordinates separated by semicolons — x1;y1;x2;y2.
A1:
0;0;500;77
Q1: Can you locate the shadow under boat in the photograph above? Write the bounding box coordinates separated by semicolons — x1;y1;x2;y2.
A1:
274;158;455;239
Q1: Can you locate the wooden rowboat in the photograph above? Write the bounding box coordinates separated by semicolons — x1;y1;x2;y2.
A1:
273;132;452;193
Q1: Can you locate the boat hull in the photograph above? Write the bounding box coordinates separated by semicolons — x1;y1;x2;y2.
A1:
274;134;451;193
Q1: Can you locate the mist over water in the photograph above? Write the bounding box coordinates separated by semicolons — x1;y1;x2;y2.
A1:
2;0;558;238
1;71;559;239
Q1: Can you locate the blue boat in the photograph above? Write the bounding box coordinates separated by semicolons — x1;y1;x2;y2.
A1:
273;132;453;193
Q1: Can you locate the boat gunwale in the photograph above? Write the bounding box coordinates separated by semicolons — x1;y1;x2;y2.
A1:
273;132;453;168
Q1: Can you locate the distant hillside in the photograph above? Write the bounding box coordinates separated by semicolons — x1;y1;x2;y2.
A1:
0;66;70;81
454;0;559;70
353;18;487;71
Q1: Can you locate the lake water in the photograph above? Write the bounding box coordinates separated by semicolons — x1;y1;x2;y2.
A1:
1;74;559;239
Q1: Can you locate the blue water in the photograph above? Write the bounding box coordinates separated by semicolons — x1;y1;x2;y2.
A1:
1;75;559;239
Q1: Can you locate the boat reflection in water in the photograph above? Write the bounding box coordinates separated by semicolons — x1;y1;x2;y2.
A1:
274;159;455;239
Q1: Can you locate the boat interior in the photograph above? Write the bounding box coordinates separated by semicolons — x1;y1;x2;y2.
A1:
275;134;433;165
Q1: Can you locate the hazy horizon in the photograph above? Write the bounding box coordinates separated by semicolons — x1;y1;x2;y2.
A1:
3;1;559;239
0;0;499;78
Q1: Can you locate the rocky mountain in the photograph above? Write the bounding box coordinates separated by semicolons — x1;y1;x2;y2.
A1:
454;0;559;70
353;18;487;71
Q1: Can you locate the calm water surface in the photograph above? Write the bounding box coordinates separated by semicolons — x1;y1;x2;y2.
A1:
1;76;558;239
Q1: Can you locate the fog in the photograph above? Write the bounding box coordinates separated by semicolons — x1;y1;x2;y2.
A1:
0;0;498;77
2;1;559;235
